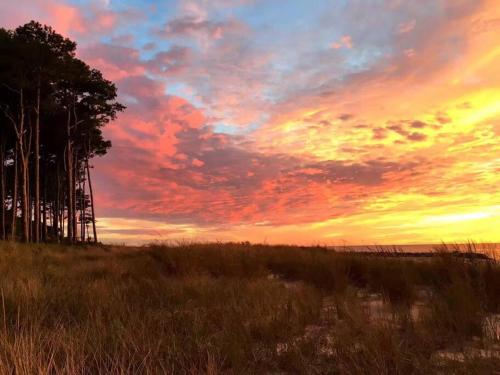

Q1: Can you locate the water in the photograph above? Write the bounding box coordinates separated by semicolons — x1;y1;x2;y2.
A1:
327;243;500;258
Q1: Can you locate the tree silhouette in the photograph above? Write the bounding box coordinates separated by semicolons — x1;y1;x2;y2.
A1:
0;21;124;243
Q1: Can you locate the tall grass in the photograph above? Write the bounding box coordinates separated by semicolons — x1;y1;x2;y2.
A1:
0;241;498;374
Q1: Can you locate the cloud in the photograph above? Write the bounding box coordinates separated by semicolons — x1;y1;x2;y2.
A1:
160;16;241;41
4;0;498;244
398;19;416;34
79;43;146;80
406;132;427;141
372;127;388;140
410;120;427;129
338;113;354;121
331;35;353;49
0;0;144;41
95;95;430;227
0;0;85;35
147;46;192;75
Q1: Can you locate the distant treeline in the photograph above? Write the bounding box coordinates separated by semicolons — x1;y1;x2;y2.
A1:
0;21;124;243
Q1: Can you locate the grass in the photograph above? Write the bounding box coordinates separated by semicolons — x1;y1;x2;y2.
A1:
0;241;498;374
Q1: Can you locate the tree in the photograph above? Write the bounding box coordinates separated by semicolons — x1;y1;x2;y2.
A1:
14;22;76;242
0;21;124;243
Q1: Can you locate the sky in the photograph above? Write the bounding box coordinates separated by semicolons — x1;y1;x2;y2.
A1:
1;0;499;245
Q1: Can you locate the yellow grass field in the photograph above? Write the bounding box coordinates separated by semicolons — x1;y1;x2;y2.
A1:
0;241;498;374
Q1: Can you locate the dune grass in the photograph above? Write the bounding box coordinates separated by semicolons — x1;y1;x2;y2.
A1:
0;241;498;374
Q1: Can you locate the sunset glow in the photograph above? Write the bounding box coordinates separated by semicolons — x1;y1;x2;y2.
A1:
3;0;498;244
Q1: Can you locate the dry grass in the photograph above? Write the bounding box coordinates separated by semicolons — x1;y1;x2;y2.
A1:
0;241;498;374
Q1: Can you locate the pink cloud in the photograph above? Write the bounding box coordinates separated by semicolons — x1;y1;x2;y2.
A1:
192;159;205;167
398;19;416;34
161;16;236;40
96;13;117;29
0;0;142;42
330;35;352;49
0;0;85;35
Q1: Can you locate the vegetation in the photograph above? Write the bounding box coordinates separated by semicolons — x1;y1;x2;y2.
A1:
0;21;124;243
0;241;498;374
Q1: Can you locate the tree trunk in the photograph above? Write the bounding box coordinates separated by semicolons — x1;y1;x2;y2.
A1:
42;170;47;242
11;144;18;240
54;166;60;241
0;141;5;240
72;153;77;243
66;109;73;243
34;83;40;243
60;197;65;241
19;91;29;243
80;170;85;242
3;88;29;242
86;160;97;243
27;161;31;241
20;153;29;242
60;183;65;241
12;89;29;242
